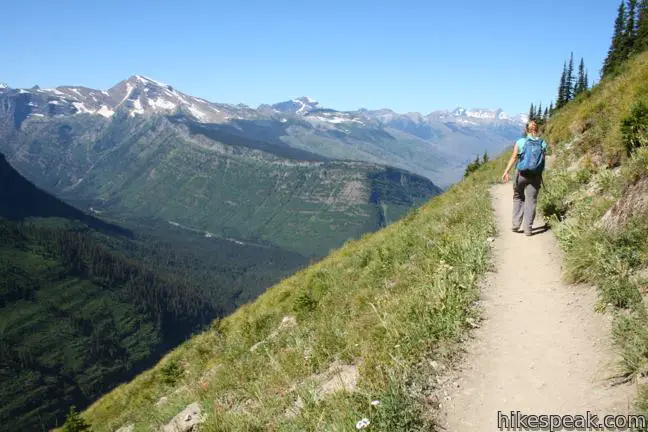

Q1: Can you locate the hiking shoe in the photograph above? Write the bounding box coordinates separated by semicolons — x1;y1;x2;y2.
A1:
512;227;520;232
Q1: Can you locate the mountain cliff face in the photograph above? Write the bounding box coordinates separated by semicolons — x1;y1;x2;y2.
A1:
0;79;447;256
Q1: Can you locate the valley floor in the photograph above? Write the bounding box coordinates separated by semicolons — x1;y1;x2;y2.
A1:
438;183;636;431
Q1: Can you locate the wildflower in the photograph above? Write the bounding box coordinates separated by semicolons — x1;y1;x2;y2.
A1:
371;400;380;406
356;418;370;429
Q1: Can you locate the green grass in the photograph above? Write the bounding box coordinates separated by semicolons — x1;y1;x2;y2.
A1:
539;50;648;408
71;151;509;431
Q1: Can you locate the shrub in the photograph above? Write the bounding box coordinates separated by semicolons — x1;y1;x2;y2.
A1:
159;358;183;385
62;406;92;432
621;101;648;156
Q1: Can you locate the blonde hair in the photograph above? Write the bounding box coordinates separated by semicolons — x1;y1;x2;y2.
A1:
526;120;538;135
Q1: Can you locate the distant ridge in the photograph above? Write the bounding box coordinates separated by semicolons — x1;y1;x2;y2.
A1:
0;152;131;237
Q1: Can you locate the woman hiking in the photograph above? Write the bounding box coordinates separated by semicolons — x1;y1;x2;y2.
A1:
501;120;552;236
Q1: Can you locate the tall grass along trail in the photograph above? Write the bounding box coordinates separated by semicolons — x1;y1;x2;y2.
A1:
438;182;635;431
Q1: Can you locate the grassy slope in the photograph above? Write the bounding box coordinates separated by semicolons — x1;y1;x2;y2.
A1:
539;51;648;413
74;152;510;431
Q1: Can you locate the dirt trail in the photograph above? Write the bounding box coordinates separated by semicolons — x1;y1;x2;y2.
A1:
438;182;636;431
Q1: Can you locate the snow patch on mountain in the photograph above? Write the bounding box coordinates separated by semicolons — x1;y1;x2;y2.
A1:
188;104;208;121
150;97;177;110
135;75;169;88
131;99;145;115
72;102;94;114
97;106;115;118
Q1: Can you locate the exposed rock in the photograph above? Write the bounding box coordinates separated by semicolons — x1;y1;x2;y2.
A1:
277;315;297;331
598;178;648;232
160;402;204;432
155;396;169;408
285;361;359;418
115;425;134;432
317;363;359;396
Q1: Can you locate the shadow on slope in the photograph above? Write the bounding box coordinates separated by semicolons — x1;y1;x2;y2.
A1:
0;152;131;237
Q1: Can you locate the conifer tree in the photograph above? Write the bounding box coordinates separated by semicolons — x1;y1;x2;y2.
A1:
620;0;638;59
557;62;568;109
536;102;543;120
636;0;648;52
575;58;587;96
549;101;554;116
482;151;489;164
566;52;575;101
543;106;549;120
528;103;536;121
62;406;92;432
603;1;627;77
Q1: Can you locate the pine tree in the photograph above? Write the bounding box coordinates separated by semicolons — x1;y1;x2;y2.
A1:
636;0;648;52
624;0;638;57
528;103;536;121
566;52;575;101
575;58;587;96
536;102;543;120
557;62;568;109
549;101;554;116
482;151;489;164
543;106;549;120
603;1;627;77
62;406;92;432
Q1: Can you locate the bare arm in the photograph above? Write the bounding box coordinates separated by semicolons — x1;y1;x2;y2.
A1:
501;143;519;182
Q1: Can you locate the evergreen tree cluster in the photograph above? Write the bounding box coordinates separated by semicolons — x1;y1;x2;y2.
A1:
602;0;648;77
527;101;552;125
556;52;589;110
464;152;489;177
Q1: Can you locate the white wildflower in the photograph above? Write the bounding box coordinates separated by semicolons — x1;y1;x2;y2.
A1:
371;400;380;406
356;418;370;429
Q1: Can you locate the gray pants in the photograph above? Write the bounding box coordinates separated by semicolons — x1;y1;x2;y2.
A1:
512;172;542;234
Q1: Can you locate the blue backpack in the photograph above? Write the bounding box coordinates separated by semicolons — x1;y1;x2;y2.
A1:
517;138;545;174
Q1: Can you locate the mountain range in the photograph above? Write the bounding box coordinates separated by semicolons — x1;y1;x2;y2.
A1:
0;75;526;188
2;75;489;257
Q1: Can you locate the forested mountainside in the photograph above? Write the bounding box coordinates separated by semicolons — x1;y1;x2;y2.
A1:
0;155;307;431
0;110;441;257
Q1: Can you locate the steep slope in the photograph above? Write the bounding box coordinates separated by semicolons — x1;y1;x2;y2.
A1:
0;157;214;431
0;106;442;256
67;147;512;431
535;51;648;417
0;156;307;431
0;152;128;236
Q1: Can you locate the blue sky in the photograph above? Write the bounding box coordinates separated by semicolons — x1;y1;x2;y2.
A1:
2;0;618;115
